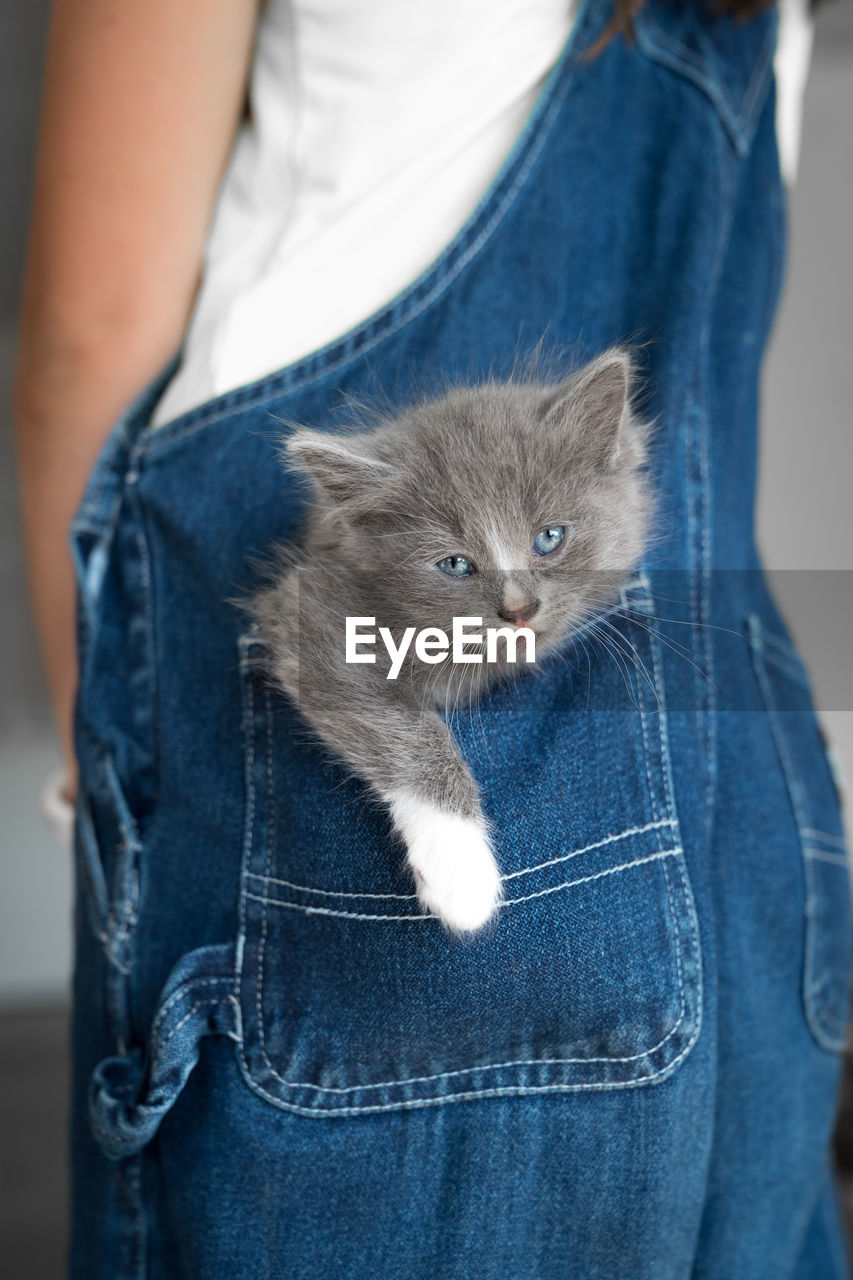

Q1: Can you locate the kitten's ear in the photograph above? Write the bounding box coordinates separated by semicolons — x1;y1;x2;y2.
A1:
285;430;393;506
544;349;633;466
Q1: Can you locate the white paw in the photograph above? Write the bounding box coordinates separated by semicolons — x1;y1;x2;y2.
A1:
386;793;503;932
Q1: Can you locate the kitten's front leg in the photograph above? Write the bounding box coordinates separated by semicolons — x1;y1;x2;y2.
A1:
385;770;503;934
358;704;504;932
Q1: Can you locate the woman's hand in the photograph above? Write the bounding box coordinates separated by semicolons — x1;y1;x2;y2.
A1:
15;0;259;796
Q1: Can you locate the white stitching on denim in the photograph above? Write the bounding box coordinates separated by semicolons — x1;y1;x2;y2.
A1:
498;818;674;881
127;1155;146;1280
260;1016;690;1093
143;993;237;1092
239;1019;702;1117
90;992;236;1156
805;849;849;869
250;894;428;922
671;834;703;1061
636;9;775;155
244;848;683;920
661;857;686;1041
502;849;682;905
255;684;277;1080
76;791;109;934
244;818;676;899
739;20;779;139
645;570;695;1077
761;643;810;689
158;1000;210;1053
236;638;258;986
698;402;716;839
636;23;740;149
248;855;691;1096
647;593;678;840
149;977;234;1049
249;879;415;901
762;629;806;662
750;622;850;1051
691;106;731;847
598;589;667;870
802;829;847;849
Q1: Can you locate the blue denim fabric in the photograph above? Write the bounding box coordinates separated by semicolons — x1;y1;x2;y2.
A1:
69;1;851;1275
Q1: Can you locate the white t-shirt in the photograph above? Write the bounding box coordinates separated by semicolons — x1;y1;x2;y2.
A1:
151;0;813;428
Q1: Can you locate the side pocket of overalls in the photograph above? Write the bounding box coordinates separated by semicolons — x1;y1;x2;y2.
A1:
71;457;151;1049
72;446;243;1164
74;753;142;1043
68;361;197;1053
747;616;852;1053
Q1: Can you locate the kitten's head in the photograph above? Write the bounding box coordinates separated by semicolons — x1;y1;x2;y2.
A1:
286;348;652;660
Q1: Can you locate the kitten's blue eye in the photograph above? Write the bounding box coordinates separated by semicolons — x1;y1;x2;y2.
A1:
436;555;476;578
533;525;565;556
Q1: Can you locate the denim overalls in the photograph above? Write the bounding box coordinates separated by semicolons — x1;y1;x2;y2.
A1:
69;1;852;1275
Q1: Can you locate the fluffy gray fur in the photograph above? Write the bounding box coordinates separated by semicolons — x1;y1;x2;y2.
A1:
251;348;652;932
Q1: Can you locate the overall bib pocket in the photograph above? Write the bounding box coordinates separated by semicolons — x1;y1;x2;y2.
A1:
747;615;852;1052
234;577;702;1116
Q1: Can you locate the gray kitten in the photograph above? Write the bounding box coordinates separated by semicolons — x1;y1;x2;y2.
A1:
251;348;651;932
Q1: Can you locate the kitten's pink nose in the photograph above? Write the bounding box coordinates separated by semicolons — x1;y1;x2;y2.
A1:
498;599;540;627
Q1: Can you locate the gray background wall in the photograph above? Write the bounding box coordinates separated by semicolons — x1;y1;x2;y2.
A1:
1;1;852;1004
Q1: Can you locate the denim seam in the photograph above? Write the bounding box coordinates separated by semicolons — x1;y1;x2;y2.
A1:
803;854;850;1043
698;395;716;830
243;842;695;1103
647;591;680;843
76;792;110;944
235;636;258;987
635;9;775;155
146;991;236;1081
73;422;130;530
247;851;690;1096
760;639;810;689
130;484;160;802
806;849;849;869
691;98;733;848
802;829;846;849
90;982;238;1156
252;683;278;1089
637;671;661;833
245;817;677;900
671;841;703;1068
762;627;809;666
103;755;143;982
748;617;850;1050
644;600;694;1041
237;1038;701;1117
76;784;140;981
136;0;597;462
149;976;236;1049
124;1157;145;1280
245;848;683;920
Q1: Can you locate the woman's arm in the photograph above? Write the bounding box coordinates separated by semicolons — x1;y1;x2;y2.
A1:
15;0;258;792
